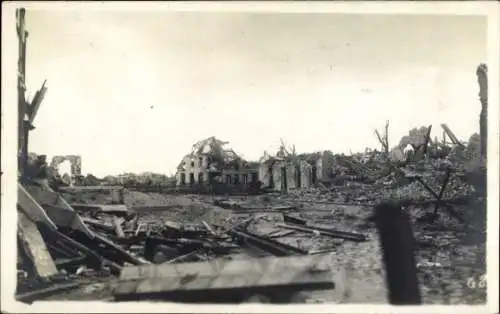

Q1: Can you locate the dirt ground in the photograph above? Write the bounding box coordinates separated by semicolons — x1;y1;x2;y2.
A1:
37;179;487;305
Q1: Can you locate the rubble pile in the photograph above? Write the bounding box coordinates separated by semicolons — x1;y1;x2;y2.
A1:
17;176;360;302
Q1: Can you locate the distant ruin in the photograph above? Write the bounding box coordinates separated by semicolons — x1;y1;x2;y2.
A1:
50;155;82;185
175;137;259;188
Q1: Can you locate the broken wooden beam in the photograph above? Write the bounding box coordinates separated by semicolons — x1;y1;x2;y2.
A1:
373;202;421;305
374;129;388;153
229;228;308;256
16;281;82;303
165;250;201;264
276;223;367;242
433;168;452;215
58;185;124;192
93;233;150;266
26;180;95;237
71;204;128;214
283;213;307;225
440;124;465;148
17;210;58;278
18;183;57;231
81;217;114;232
201;220;217;236
268;229;296;238
307;247;337;255
112;216;125;238
54;255;88;270
49;230;122;275
27;80;47;124
421;125;432;156
113;254;335;302
46;241;80;259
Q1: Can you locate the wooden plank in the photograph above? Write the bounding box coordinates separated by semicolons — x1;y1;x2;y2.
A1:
16;282;82;303
17;184;57;231
27;180;95;237
17;210;58;278
93;233;150;265
276;223;367;242
132;270;333;294
53;231;122;275
230;228;308;255
129;205;178;212
268;229;296;238
114;254;334;297
27;80;47;124
201;221;217;236
81;217;114;232
59;185;123;191
440;124;465;147
54;255;87;269
71;203;128;213
283;214;307;225
119;254;332;282
23;183;60;206
41;204;93;234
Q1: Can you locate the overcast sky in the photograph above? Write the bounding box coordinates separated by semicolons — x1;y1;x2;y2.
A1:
24;11;486;177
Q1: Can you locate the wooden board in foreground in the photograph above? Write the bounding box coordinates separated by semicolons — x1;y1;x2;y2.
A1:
113;254;335;301
17;210;58;278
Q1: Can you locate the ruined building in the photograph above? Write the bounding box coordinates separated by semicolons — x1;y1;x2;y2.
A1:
175;137;259;187
50;155;82;186
259;155;313;192
175;138;338;192
258;147;335;192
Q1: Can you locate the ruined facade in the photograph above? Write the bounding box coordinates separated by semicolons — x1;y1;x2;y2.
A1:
313;150;335;182
258;149;334;192
175;137;259;187
398;126;431;150
258;157;314;192
50;155;82;185
50;155;82;176
175;138;340;192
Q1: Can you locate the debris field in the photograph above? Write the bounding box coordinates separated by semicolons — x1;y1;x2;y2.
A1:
16;151;487;304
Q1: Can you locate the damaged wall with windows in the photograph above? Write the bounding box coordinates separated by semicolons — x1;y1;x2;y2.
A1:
175;137;259;188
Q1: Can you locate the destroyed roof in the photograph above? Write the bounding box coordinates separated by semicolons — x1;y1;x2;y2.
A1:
177;137;246;171
177;156;189;171
191;136;230;156
259;150;286;164
260;156;285;164
222;148;240;163
245;161;261;169
297;151;323;165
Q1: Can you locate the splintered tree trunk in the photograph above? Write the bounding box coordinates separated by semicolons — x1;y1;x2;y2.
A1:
477;64;488;159
480;111;487;159
384;120;390;154
17;8;27;175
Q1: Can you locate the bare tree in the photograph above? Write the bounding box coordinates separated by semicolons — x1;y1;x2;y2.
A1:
476;63;487;159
